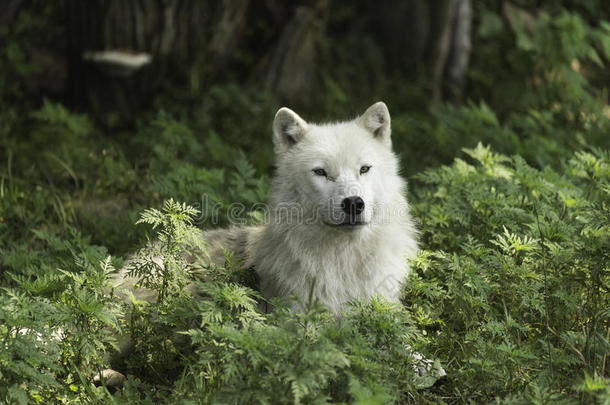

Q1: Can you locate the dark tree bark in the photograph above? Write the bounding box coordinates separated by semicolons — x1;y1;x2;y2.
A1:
446;0;472;101
373;0;429;74
263;0;329;107
428;0;458;101
367;0;472;102
208;0;250;72
0;0;26;27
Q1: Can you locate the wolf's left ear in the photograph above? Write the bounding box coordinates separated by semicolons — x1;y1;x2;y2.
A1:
273;107;309;154
357;101;391;147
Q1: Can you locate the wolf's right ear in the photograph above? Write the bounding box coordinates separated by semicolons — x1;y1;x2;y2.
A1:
273;107;308;154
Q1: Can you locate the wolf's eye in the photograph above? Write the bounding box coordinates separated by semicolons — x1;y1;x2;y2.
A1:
360;165;371;174
313;168;327;177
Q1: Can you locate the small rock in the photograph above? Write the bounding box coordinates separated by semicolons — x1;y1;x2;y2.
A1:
93;369;126;388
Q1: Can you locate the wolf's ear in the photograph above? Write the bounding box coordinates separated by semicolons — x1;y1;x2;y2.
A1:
273;107;309;154
357;101;391;147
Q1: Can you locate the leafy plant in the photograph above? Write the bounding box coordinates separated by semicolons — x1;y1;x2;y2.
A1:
127;199;206;304
407;144;610;401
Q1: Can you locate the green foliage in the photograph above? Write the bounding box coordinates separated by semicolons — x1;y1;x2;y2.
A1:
149;154;268;227
128;199;205;304
115;203;434;403
1;244;121;403
407;144;609;401
0;290;61;403
389;3;610;174
0;4;62;104
54;256;122;372
173;293;439;404
186;305;349;404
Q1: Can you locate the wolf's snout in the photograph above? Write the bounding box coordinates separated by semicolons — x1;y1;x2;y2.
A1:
341;196;365;217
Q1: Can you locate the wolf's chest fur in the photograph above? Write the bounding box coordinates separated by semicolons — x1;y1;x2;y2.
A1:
248;220;415;313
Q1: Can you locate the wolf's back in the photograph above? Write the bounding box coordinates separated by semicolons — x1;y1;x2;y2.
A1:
202;225;263;269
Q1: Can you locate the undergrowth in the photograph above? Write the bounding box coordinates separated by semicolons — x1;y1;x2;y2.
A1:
1;2;610;404
1;143;608;403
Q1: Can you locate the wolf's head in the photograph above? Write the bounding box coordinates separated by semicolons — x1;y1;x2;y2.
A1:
271;102;407;232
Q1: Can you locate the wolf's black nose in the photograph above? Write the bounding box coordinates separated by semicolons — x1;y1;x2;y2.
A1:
341;196;365;216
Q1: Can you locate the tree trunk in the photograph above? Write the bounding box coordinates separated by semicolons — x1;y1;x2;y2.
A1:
426;0;473;101
208;0;250;73
428;0;457;101
446;0;472;101
368;0;473;102
263;0;329;108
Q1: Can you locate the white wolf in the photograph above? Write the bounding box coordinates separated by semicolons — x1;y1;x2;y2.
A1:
104;102;438;386
197;101;418;313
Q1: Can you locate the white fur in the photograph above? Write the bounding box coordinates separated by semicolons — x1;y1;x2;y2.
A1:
244;102;418;313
